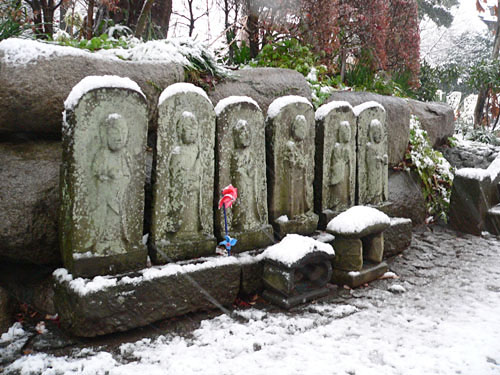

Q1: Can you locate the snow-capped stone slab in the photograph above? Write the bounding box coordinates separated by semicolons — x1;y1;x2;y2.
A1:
327;206;390;238
151;82;216;263
352;101;385;117
214;95;273;252
266;96;318;238
456;167;491;181
266;95;313;120
60;76;148;277
262;234;334;267
64;75;145;111
314;101;356;229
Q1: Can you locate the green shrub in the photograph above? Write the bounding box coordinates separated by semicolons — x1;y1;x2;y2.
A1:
0;0;30;41
406;115;455;222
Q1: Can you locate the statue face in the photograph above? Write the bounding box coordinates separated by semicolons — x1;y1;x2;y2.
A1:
338;121;351;143
369;120;382;143
234;120;251;148
106;117;128;152
292;115;307;141
179;112;197;145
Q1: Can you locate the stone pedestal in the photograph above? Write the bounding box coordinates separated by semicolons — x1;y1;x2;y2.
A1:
266;96;318;238
151;83;217;263
60;76;148;277
332;237;363;271
383;217;412;258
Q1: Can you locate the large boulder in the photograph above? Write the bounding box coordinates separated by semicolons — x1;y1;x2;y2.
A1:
406;99;454;148
0;142;61;265
381;170;427;225
0;286;12;334
326;91;410;166
208;68;312;115
0;39;184;139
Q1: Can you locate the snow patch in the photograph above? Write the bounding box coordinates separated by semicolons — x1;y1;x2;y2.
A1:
315;101;353;121
390;217;412;226
214;96;260;116
158;82;211;107
456;168;490;181
267;96;313;119
64;75;145;111
486;155;500;181
353;101;385;116
262;234;334;266
388;284;406;293
313;232;335;243
0;322;25;343
327;206;390;235
276;215;289;223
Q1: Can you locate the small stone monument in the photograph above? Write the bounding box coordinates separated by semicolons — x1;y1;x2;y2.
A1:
266;96;319;238
214;96;274;252
354;102;388;206
151;83;216;262
314;101;356;229
60;76;148;277
262;234;335;309
326;206;390;287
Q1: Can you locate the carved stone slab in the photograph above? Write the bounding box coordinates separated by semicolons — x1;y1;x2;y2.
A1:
151;83;216;263
214;96;274;252
355;101;388;205
61;76;148;277
314;101;356;229
266;96;318;238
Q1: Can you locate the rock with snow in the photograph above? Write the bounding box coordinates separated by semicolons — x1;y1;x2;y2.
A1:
327;206;391;238
61;77;148;277
214;96;274;252
0;38;183;139
406;99;455;148
355;102;388;206
314;101;356;229
208;68;312;118
53;255;242;337
383;217;413;258
266;96;318;238
326;91;410;166
151;83;217;263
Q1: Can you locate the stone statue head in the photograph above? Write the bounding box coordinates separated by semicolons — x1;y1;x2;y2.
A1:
338;121;351;143
292;115;307;141
234;119;251;149
178;111;198;145
369;119;383;144
105;114;128;152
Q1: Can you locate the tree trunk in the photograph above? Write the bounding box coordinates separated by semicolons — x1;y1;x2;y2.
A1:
86;0;95;39
247;12;259;58
152;0;172;38
474;0;500;127
135;0;155;38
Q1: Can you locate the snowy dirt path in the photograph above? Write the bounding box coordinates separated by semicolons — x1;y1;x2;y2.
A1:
2;226;500;375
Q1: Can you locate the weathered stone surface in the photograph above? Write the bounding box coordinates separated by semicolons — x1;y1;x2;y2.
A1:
332;238;363;271
0;40;183;139
406;99;454;148
208;68;312;116
486;204;500;234
382;170;426;225
439;144;500;170
314;101;356;227
240;256;265;295
0;286;12;334
0;141;61;265
363;233;384;263
61;79;148;277
383;218;412;258
215;97;274;252
151;84;216;262
326;91;410;166
331;261;388;288
326;206;391;238
53;260;241;337
355;102;388;205
266;96;319;237
449;173;494;236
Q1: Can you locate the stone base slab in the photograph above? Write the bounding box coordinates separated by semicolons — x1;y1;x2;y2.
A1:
151;236;217;264
230;225;275;253
53;256;241;337
70;247;147;278
272;213;319;239
262;287;330;309
384;217;412;258
331;262;388;288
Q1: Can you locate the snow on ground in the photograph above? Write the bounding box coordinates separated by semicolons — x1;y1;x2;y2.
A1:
3;229;500;375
